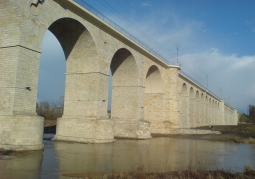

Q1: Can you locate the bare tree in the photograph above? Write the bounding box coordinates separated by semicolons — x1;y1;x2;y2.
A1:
36;96;64;120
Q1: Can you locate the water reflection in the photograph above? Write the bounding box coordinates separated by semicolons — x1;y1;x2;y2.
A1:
0;137;255;179
0;150;42;179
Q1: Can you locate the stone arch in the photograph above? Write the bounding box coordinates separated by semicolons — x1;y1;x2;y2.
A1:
44;17;116;143
145;65;163;93
212;99;215;125
180;83;188;128
48;18;99;71
45;17;101;118
208;98;211;125
110;48;140;120
189;87;195;127
144;65;164;132
195;91;200;127
205;96;208;125
200;93;205;126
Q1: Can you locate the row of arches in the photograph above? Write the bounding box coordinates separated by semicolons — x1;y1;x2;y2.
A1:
180;83;222;128
39;17;165;136
179;82;237;128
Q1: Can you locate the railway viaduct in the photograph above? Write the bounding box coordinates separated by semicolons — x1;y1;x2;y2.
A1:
0;0;238;150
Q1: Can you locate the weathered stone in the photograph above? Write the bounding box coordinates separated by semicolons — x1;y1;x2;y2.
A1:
0;0;238;151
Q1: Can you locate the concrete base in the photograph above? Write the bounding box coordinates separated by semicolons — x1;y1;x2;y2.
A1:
113;119;151;139
54;117;115;143
0;115;44;151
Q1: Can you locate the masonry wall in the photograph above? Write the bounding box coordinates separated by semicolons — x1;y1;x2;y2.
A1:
0;0;239;150
178;74;238;127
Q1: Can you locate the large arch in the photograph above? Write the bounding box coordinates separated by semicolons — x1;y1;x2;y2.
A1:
213;100;216;125
180;84;188;128
145;65;163;93
110;48;139;119
46;18;100;118
205;96;208;125
189;87;195;127
144;65;164;133
200;93;205;126
195;91;200;127
47;18;114;143
110;48;150;138
208;98;212;125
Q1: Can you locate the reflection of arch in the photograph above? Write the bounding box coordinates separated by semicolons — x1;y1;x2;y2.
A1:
145;65;163;93
110;48;139;120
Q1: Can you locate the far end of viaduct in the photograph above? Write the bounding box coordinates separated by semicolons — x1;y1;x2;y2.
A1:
0;0;238;150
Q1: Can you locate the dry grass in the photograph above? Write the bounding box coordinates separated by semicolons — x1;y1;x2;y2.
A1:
63;166;255;179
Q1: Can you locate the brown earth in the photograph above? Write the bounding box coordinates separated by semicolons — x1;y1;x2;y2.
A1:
44;119;57;127
153;124;255;144
62;165;255;179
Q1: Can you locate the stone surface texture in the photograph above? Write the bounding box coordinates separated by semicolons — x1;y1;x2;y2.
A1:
0;0;238;150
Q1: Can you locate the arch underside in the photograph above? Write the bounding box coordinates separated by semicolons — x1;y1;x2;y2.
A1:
48;18;115;143
144;65;165;133
110;48;140;120
110;48;150;139
48;18;102;118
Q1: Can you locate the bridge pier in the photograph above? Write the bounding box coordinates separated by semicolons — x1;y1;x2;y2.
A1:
0;115;44;151
54;117;114;143
0;42;44;150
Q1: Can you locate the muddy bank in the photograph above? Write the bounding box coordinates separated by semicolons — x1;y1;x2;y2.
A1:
152;133;255;144
63;166;255;179
153;124;255;144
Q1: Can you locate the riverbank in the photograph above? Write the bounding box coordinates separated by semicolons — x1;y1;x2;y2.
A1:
153;124;255;144
63;166;255;179
44;120;255;144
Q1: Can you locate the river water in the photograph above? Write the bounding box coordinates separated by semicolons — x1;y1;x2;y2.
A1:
0;135;255;179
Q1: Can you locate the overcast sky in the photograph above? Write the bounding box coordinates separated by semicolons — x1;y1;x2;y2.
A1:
37;0;255;114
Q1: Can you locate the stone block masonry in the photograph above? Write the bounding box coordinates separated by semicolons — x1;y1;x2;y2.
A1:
0;0;238;150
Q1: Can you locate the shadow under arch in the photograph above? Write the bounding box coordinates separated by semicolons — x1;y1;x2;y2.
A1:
110;48;139;120
48;17;98;61
39;17;114;143
195;90;200;127
44;17;100;118
109;48;150;139
200;93;205;126
189;87;194;127
144;65;164;133
180;83;188;128
145;65;163;93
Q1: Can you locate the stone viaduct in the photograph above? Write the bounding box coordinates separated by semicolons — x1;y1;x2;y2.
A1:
0;0;238;150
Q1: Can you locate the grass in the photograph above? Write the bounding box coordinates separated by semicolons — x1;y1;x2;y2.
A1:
63;166;255;179
239;114;253;124
213;124;255;134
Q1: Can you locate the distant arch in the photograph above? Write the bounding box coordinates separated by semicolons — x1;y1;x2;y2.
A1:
189;87;195;127
180;84;188;128
145;65;163;93
110;48;140;120
200;93;204;126
195;91;200;127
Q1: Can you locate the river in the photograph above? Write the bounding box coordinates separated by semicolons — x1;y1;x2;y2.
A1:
0;134;255;179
